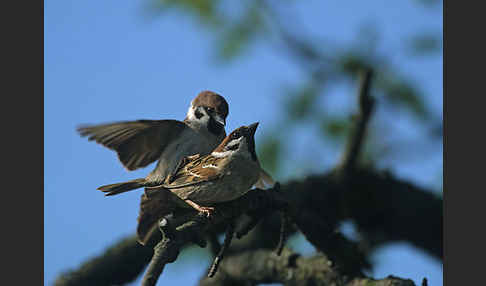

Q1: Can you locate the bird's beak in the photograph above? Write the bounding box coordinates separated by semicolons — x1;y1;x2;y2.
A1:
212;114;226;127
248;122;259;136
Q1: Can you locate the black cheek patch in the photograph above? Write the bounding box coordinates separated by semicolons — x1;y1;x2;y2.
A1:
208;117;224;135
195;109;204;119
227;144;239;151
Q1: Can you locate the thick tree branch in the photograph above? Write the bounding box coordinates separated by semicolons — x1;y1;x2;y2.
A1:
283;170;442;260
139;185;287;285
142;212;210;286
199;248;415;286
53;235;153;286
54;169;441;285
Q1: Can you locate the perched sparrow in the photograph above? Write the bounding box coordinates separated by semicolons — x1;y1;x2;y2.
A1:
136;123;262;245
77;91;229;194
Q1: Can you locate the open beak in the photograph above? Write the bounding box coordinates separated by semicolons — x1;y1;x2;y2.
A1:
212;114;226;127
247;122;259;136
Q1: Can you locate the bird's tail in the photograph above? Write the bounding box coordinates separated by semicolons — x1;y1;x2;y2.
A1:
137;187;177;246
254;168;276;190
98;178;148;196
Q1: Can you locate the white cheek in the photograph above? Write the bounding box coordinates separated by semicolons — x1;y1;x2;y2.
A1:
211;151;232;158
187;106;209;125
226;137;243;149
186;105;196;121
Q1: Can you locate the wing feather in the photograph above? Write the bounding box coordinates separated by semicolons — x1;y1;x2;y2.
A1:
77;119;188;171
162;155;223;189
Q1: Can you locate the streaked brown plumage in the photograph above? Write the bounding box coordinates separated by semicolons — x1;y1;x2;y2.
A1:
136;123;262;245
77;91;229;194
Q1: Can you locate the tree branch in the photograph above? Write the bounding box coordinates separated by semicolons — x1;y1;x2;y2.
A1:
54;169;441;285
53;235;153;286
338;69;375;173
140;185;287;285
198;248;416;286
142;212;210;286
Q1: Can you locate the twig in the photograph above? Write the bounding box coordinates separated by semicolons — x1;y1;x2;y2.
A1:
275;210;289;256
338;69;375;174
206;232;221;257
208;222;235;277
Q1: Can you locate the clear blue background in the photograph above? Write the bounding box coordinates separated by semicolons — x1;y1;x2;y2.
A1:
45;1;442;285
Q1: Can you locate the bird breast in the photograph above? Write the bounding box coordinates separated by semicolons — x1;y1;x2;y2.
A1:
175;156;261;205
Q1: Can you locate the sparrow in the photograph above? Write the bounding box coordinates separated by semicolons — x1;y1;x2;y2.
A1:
135;123;262;245
77;90;229;194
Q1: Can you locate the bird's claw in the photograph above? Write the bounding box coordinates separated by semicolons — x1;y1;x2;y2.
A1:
199;206;215;218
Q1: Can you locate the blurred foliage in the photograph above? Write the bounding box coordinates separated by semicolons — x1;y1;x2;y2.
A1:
217;3;265;60
375;72;428;119
151;0;222;25
148;0;442;182
152;0;266;61
256;135;282;175
414;0;442;8
284;83;320;121
320;118;352;142
407;33;443;56
337;52;373;76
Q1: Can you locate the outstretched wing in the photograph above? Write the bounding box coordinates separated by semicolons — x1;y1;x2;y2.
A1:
77;119;188;171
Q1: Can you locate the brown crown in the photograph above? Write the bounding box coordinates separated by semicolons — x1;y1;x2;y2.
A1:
192;90;229;119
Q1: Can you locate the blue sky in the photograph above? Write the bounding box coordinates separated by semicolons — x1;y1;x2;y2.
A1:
45;1;442;285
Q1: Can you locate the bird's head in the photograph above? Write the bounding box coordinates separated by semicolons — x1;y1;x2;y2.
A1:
186;90;229;136
212;122;259;161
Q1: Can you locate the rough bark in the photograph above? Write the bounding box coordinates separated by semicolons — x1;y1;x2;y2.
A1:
199;248;416;286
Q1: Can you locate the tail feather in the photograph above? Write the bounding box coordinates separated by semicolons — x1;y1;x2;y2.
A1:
98;178;147;196
137;189;176;245
254;168;276;190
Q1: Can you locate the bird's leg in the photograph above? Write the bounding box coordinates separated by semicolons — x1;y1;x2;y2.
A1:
184;199;215;217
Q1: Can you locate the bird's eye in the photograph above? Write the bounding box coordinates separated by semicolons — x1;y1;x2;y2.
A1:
206;107;215;113
231;131;241;139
